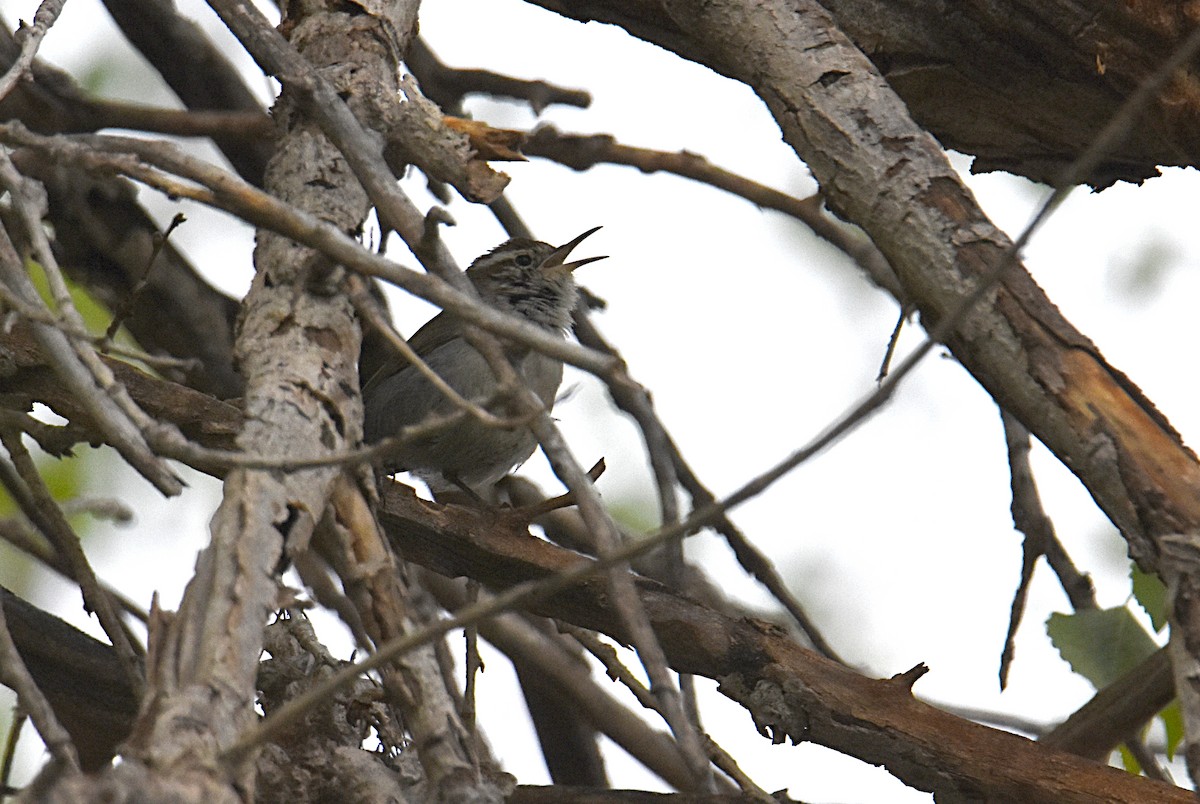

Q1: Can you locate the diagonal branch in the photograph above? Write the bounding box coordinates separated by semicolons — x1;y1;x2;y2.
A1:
97;0;272;184
0;0;66;103
523;125;903;302
530;0;1200;780
0;156;183;496
0;317;1190;799
243;478;1190;802
407;37;591;115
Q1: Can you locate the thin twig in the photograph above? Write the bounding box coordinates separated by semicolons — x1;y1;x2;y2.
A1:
701;734;775;803
562;624;773;801
523;125;904;302
1000;410;1099;684
0;0;67;103
0;711;24;802
0;151;182;496
925;699;1048;737
349;274;528;429
562;625;659;719
876;305;912;381
407;37;591;115
101;212;186;346
43;98;270;140
0;279;202;372
524;392;714;790
462;580;482;739
0;433;146;694
0;590;79;772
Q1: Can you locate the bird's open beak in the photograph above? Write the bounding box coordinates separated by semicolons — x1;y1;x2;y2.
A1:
543;226;607;274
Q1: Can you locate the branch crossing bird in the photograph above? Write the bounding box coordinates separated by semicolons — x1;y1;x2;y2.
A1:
363;228;605;496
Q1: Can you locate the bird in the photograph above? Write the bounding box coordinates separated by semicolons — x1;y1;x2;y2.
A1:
362;227;604;497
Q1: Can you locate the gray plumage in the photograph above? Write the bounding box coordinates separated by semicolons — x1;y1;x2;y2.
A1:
363;228;603;493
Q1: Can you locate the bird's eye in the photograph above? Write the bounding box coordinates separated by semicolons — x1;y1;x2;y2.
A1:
514;254;534;267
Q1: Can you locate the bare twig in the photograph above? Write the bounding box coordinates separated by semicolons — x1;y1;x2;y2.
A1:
701;734;774;803
0;710;24;801
0;588;78;773
0;151;182;495
561;625;664;728
0;277;203;372
101;212;185;345
928;699;1049;737
562;625;772;801
461;581;482;740
0;432;146;693
514;379;712;789
408;37;591;115
0;0;66;103
349;274;529;429
572;309;845;663
524;125;903;303
1000;410;1098;685
876;306;912;381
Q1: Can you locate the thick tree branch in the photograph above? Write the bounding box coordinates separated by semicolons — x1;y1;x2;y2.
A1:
0;166;183;496
0;328;1188;799
520;2;1195;559
98;0;272;184
813;0;1200;186
530;0;1200;773
372;483;1188;803
532;1;1200;186
1042;646;1175;762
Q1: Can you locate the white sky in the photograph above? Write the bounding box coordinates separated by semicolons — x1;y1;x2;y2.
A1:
2;0;1198;799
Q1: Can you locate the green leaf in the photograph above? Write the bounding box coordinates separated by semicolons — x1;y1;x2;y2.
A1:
26;259;113;335
1117;743;1141;775
1132;566;1168;632
0;438;96;530
1161;700;1184;760
607;498;659;534
1046;607;1159;689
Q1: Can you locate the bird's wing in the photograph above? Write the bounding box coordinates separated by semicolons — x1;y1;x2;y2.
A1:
405;311;464;357
362;311;462;395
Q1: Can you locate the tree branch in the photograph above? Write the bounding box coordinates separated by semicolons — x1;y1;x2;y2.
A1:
369;483;1189;803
